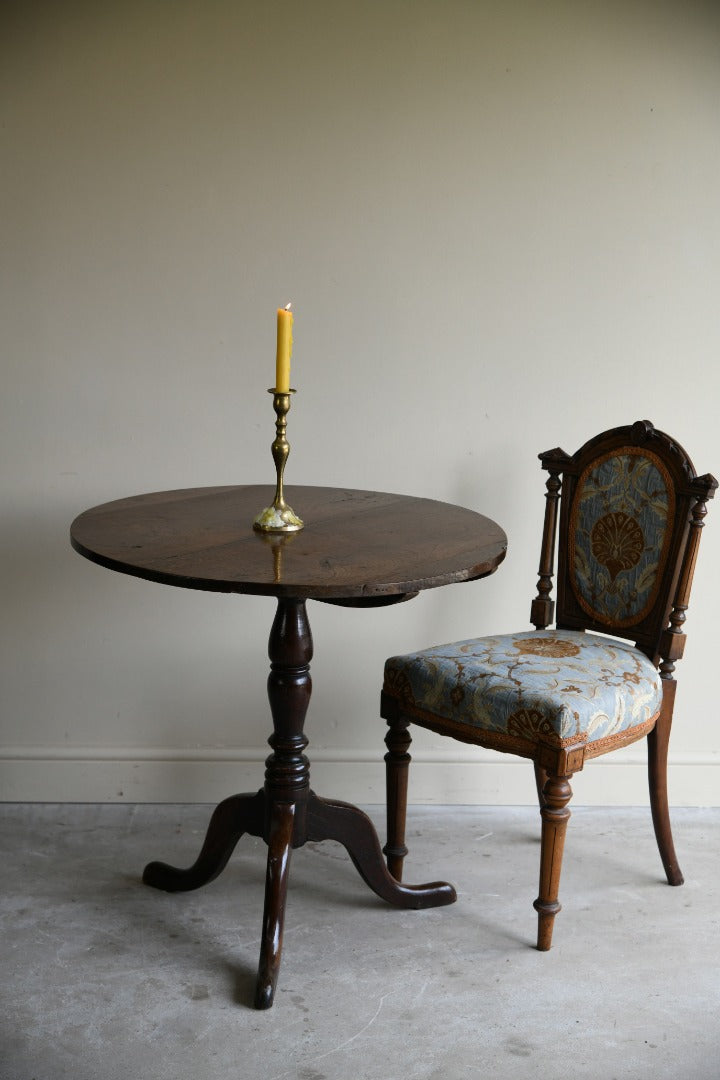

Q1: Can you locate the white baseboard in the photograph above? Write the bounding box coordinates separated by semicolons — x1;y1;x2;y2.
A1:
1;746;718;806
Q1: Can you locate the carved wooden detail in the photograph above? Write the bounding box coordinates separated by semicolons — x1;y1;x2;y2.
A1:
530;464;564;630
659;477;717;680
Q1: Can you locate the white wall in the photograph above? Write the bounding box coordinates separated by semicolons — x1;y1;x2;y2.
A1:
2;0;719;805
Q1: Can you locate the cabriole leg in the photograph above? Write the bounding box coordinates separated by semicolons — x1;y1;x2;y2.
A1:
254;803;296;1010
142;791;263;892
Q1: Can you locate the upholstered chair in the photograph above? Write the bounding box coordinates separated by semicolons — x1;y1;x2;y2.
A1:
381;421;716;949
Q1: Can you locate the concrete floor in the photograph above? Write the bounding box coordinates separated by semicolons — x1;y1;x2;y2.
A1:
1;803;718;1080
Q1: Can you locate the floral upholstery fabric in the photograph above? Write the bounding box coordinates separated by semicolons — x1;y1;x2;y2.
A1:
383;629;662;748
569;449;674;627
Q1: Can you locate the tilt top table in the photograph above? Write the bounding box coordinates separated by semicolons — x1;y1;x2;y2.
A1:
71;484;507;1009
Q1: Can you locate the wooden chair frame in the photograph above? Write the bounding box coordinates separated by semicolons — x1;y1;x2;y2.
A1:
382;420;716;949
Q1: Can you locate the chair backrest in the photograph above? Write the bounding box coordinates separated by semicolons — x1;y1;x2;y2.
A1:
531;421;717;668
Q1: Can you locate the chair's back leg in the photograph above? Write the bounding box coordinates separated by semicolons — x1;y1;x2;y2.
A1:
648;481;713;888
383;710;412;881
647;681;684;886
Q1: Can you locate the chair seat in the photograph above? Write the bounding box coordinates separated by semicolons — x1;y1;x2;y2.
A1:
383;629;662;751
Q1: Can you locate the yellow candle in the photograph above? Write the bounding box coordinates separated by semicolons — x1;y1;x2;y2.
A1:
275;303;293;392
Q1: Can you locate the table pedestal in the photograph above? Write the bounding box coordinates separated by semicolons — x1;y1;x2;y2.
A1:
142;597;456;1009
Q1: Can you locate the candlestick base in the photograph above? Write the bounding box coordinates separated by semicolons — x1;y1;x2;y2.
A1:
252;388;304;534
253;503;304;534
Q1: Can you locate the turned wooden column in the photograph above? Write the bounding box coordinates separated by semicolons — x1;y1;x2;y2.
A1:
255;597;313;1009
263;598;312;823
534;772;573;951
383;709;412;881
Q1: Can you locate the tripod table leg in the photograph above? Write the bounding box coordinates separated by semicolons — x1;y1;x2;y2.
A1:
142;790;264;892
307;794;456;909
254;802;296;1010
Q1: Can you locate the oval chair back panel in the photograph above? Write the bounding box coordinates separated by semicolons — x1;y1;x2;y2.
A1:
552;425;704;660
570;448;674;627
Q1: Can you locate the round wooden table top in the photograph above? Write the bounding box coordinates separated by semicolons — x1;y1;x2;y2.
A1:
70;485;507;603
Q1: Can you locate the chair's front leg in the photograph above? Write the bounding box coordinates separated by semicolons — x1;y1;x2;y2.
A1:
534;771;573;950
533;762;548;809
383;709;412;881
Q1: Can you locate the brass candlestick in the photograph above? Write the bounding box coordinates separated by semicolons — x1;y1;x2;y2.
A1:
253;389;304;533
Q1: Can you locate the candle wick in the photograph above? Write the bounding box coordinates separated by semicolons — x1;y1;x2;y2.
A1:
284;302;292;311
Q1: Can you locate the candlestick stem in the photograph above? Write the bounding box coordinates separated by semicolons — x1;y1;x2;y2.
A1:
253;390;304;533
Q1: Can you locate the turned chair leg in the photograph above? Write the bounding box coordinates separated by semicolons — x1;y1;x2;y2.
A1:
534;771;573;950
533;762;548;808
647;687;684;886
383;712;412;881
